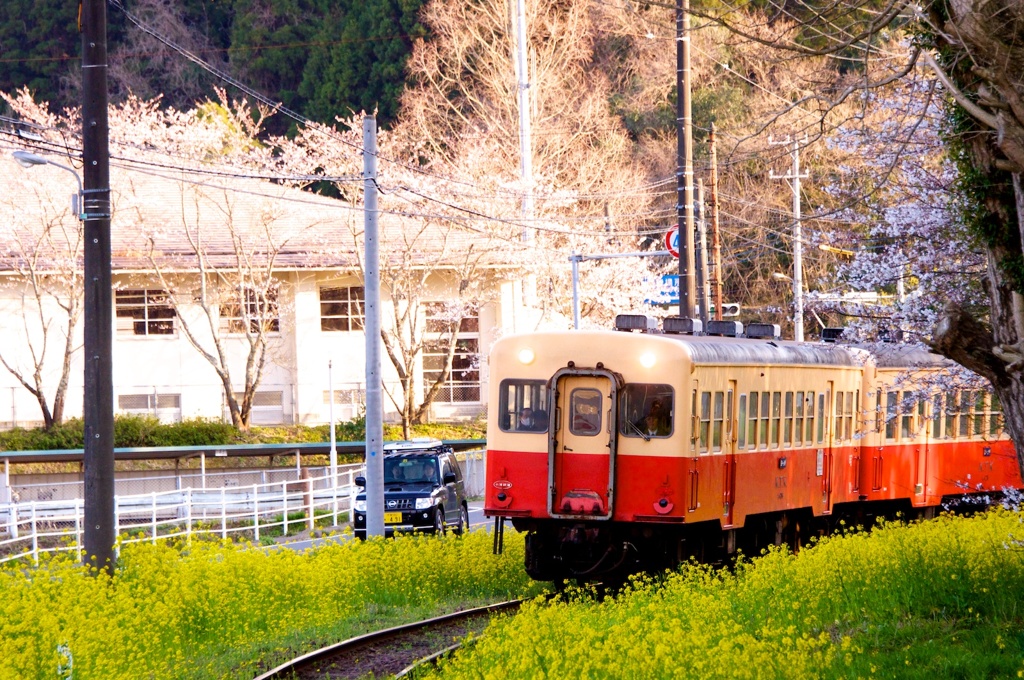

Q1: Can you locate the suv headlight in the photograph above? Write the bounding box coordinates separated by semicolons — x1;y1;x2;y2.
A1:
353;500;366;512
415;497;438;510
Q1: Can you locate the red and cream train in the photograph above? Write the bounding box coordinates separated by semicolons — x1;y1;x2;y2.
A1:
483;316;1022;582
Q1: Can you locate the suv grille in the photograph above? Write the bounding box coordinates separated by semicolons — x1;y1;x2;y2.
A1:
385;498;414;511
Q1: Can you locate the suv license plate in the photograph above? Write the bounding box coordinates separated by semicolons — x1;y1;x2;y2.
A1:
384;512;403;524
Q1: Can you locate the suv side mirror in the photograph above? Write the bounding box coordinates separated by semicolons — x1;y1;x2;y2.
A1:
354;476;366;487
443;472;457;485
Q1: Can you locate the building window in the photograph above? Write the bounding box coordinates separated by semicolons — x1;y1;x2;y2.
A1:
115;289;175;336
320;286;364;332
422;303;480;403
118;393;182;423
222;286;279;334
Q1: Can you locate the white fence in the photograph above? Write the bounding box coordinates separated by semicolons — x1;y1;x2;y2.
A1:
0;451;486;566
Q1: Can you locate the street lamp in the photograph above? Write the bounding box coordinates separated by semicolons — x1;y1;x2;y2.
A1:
12;151;84;220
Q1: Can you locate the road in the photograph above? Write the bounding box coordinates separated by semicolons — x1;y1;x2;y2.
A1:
279;500;491;551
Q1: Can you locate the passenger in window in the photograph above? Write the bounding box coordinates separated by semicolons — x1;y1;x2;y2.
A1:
518;408;540;431
532;409;548;431
636;399;670;436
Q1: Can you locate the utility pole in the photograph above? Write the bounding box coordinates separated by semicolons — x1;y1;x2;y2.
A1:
709;123;723;321
770;136;809;342
676;0;697;320
513;0;537;309
697;179;710;327
362;115;384;537
81;0;115;575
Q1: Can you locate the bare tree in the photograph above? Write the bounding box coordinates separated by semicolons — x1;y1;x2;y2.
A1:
0;175;83;429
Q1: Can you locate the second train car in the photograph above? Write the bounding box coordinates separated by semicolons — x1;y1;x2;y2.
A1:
483;316;1022;582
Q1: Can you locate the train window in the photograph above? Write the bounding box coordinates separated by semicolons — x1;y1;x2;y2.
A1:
770;392;781;448
498;379;550;433
901;393;913;439
875;390;884;433
974;392;986;436
959;391;972;437
747;392;758;448
990;392;1002;436
835;392;845;441
794;392;804;446
569;388;602;436
761;392;770;448
738;395;747;448
885;392;897;440
806;392;815;443
699;392;711;452
619;383;674;439
818;392;827;443
783;392;793;446
932;394;942;439
691;391;698;451
712;392;724;452
945;392;956;439
918;399;926;438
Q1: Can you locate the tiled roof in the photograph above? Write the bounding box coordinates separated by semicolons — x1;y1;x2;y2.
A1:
0;156;518;274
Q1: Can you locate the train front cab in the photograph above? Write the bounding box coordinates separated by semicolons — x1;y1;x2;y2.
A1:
484;331;696;581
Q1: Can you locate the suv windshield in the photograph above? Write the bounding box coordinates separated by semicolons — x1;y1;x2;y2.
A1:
385;455;440;484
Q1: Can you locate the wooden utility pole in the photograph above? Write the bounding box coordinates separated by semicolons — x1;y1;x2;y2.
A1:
81;0;115;576
710;123;724;321
676;0;697;320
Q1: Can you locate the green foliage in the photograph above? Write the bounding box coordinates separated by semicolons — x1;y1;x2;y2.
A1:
0;415;484;451
430;511;1024;679
0;530;538;679
0;0;83;109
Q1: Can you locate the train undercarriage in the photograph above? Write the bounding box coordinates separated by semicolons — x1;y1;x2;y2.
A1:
513;493;997;584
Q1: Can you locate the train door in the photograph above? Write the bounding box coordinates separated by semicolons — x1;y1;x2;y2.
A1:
548;367;619;520
722;380;737;526
820;382;834;508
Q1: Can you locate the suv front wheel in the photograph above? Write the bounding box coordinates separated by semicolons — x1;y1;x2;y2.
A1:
434;507;446;535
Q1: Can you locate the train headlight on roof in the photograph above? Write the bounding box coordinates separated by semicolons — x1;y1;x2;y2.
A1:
639;352;657;368
518;347;536;365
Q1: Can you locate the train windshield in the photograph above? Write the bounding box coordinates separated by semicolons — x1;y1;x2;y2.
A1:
498;379;550;433
619;383;674;438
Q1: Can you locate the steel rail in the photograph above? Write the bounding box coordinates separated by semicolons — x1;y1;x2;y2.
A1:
253;599;523;680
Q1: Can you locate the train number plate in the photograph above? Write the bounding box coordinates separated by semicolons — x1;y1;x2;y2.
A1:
384;512;403;524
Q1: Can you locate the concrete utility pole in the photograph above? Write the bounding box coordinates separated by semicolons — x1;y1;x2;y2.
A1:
676;0;697;320
362;115;384;537
770;136;809;342
81;0;115;575
514;0;534;241
709;124;724;321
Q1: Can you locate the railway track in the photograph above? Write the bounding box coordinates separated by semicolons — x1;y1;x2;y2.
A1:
252;600;523;680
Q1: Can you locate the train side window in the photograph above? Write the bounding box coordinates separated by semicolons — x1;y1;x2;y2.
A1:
918;399;926;439
806;392;815;443
699;392;711;453
761;391;770;448
770;392;781;448
959;391;972;437
712;392;724;452
691;390;698;451
794;391;804;446
885;392;897;440
835;392;845;441
738;395;747;448
847;393;856;440
875;390;884;433
619;383;674;439
990;392;1003;436
569;388;602;436
932;394;942;439
498;379;549;433
747;392;759;448
783;392;794;446
973;392;986;436
818;392;827;443
945;392;956;439
901;392;913;439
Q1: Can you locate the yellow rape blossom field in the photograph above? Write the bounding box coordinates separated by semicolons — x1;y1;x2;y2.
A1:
0;529;538;679
430;510;1024;680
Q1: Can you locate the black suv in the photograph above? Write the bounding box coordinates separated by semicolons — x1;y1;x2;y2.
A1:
352;440;470;540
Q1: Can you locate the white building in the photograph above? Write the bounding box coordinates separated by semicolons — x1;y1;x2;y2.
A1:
0;154;543;428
